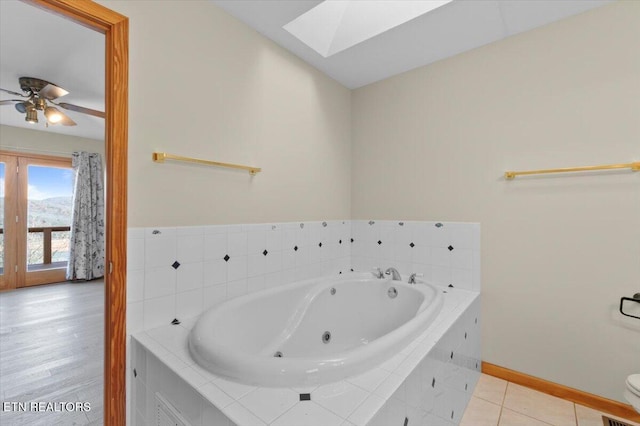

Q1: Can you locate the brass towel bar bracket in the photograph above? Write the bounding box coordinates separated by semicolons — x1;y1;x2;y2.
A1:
152;152;261;175
505;161;640;180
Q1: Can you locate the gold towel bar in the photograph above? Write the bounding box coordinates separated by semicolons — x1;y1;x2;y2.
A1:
152;152;261;175
505;162;640;180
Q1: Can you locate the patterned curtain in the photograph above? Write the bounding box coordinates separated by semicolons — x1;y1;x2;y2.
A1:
66;152;105;281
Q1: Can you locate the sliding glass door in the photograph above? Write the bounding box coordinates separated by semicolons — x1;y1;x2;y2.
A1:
0;152;73;290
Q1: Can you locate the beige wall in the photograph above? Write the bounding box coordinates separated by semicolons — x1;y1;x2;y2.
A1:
98;0;638;403
352;1;640;402
100;0;352;227
0;124;104;158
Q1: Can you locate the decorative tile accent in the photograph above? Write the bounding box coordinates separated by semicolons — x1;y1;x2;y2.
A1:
350;220;480;291
128;220;480;339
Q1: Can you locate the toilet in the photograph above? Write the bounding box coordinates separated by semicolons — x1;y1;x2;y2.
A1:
625;374;640;413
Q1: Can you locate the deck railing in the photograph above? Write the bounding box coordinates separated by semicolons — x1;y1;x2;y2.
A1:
0;226;71;267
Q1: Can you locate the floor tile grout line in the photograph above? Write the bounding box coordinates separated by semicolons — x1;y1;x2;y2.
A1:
501;406;558;426
501;379;576;426
470;375;640;426
501;381;509;406
497;402;504;426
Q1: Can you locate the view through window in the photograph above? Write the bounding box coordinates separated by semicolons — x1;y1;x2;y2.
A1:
26;165;74;271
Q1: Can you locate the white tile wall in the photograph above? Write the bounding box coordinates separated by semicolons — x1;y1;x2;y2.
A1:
127;221;352;332
351;221;480;292
127;220;479;333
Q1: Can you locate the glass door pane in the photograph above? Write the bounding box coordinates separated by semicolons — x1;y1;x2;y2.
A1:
26;165;74;272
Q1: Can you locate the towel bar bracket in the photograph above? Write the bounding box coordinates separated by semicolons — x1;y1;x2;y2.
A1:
620;294;640;320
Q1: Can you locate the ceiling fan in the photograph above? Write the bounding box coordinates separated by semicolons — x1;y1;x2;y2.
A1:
0;76;104;127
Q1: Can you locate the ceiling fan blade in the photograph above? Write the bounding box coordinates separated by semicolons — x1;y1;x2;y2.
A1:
0;99;22;106
57;110;77;126
39;83;69;100
0;87;26;97
56;102;105;119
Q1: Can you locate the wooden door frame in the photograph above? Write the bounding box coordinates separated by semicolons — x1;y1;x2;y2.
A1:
22;1;129;424
0;154;19;291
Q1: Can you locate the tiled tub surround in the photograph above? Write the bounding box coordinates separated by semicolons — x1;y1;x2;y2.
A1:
131;288;480;426
351;221;481;292
127;220;480;334
127;221;352;334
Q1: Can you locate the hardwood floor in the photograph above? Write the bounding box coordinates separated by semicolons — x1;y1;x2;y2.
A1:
0;281;104;425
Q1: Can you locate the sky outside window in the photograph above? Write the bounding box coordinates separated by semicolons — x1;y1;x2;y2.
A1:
27;166;75;200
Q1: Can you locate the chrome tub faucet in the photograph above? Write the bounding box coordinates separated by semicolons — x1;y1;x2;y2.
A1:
385;267;401;281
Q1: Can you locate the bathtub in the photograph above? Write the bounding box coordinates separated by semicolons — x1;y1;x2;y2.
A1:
188;273;444;387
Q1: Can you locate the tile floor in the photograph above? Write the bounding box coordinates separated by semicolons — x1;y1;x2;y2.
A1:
461;374;640;426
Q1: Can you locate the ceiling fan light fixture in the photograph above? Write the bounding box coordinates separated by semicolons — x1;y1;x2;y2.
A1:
35;97;46;111
15;102;28;114
25;106;38;124
44;106;63;124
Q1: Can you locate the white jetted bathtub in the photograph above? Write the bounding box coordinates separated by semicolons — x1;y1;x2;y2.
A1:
189;273;444;387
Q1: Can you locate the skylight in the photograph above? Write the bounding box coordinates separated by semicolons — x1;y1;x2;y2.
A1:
283;0;453;58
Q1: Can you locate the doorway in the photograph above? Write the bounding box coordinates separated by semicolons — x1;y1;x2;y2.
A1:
0;151;75;290
0;1;128;424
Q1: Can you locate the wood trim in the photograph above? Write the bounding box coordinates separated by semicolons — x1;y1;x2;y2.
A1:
23;0;127;33
0;151;71;162
24;268;67;287
14;155;72;289
20;1;129;424
482;362;640;422
0;155;18;291
103;11;129;426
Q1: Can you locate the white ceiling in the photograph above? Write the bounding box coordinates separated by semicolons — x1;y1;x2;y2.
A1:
0;0;105;141
213;0;613;89
0;1;613;142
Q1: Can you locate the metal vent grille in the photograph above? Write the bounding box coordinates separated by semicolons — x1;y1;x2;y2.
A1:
602;415;634;426
155;392;191;426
